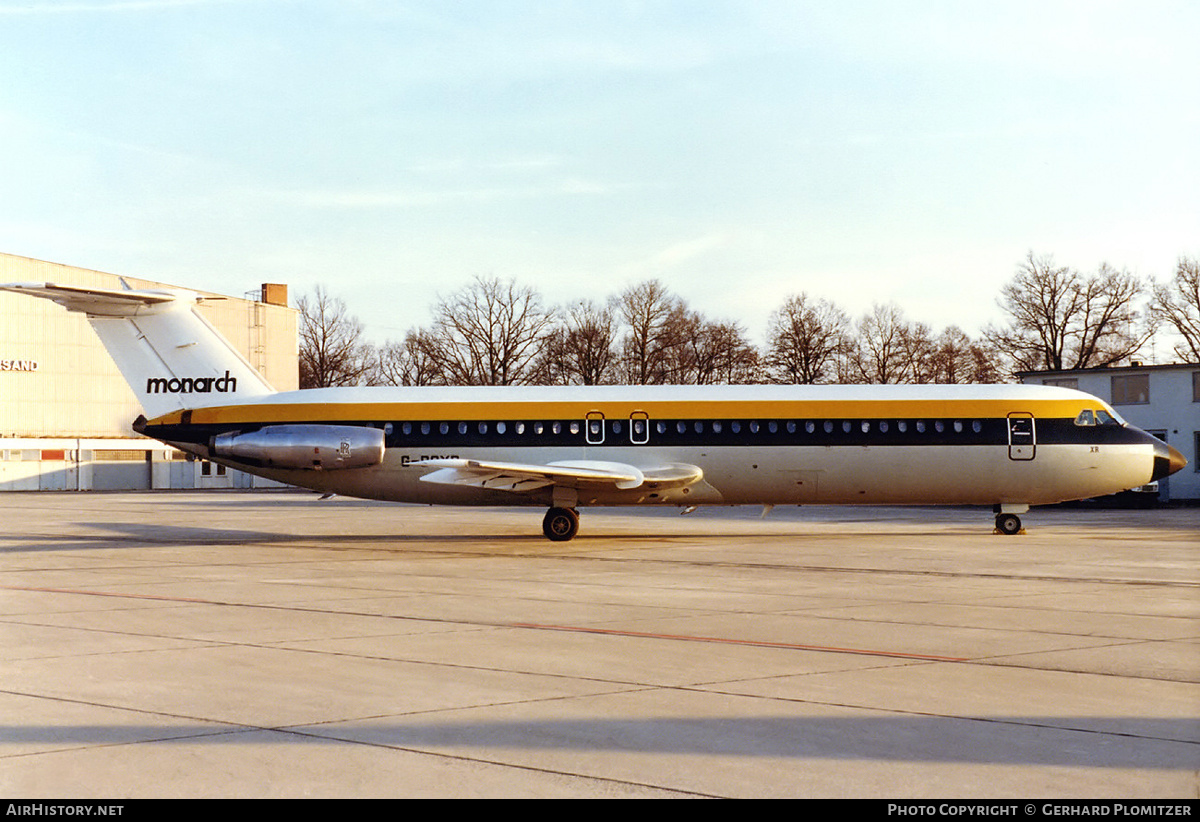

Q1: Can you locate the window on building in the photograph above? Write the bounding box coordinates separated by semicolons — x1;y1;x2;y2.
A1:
1193;371;1199;402
1111;374;1150;405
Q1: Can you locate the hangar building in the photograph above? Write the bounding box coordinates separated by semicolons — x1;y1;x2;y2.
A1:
0;252;298;491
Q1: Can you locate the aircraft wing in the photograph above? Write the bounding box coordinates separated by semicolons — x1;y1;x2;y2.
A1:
418;458;703;494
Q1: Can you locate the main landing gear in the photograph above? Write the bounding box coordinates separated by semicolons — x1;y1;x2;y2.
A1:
542;507;580;542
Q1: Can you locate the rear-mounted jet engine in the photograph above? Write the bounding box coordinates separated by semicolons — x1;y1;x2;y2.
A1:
211;424;385;471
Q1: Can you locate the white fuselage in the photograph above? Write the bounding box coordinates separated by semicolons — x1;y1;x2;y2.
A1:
143;383;1168;511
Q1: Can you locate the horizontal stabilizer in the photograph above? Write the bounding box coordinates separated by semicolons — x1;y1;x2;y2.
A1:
2;280;275;418
0;282;186;316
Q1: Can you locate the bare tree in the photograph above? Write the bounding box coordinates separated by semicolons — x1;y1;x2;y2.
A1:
764;293;849;384
984;252;1154;374
845;302;915;384
537;299;619;385
927;326;1003;384
895;320;937;383
1151;256;1200;362
616;280;688;384
297;285;373;388
370;329;442;386
678;317;761;384
422;275;554;386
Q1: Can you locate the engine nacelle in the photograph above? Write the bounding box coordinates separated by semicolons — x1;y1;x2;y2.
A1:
211;424;385;471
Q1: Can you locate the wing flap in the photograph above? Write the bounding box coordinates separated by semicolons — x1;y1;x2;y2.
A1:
641;463;705;486
419;458;651;493
418;458;705;495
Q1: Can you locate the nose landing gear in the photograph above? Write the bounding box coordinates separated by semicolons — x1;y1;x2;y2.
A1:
994;513;1023;535
993;504;1028;535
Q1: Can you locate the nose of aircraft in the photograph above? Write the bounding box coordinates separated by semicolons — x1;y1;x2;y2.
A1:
1152;440;1187;481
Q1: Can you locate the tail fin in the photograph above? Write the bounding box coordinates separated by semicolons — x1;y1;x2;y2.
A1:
1;282;276;418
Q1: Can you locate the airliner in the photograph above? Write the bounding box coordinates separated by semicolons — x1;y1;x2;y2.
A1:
3;281;1186;540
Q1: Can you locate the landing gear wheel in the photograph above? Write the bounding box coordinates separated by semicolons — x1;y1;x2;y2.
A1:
995;513;1022;535
542;507;580;542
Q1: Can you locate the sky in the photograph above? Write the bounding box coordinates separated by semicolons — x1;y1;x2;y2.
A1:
1;0;1197;350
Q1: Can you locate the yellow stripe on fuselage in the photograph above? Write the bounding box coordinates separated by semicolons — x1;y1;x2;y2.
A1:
151;396;1095;427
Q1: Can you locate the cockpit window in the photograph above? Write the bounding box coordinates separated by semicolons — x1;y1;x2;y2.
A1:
1076;408;1124;427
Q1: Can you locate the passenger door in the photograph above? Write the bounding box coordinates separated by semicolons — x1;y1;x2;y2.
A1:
1007;413;1036;460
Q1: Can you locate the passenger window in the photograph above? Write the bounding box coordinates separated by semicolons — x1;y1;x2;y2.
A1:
750;421;760;434
569;422;580;435
823;421;833;434
534;422;545;435
458;422;468;435
421;422;430;435
953;420;963;433
477;422;488;434
897;421;907;433
879;420;889;433
731;421;742;433
861;421;870;433
553;422;563;435
713;421;723;433
806;421;816;434
786;421;796;434
439;422;449;435
916;421;926;433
